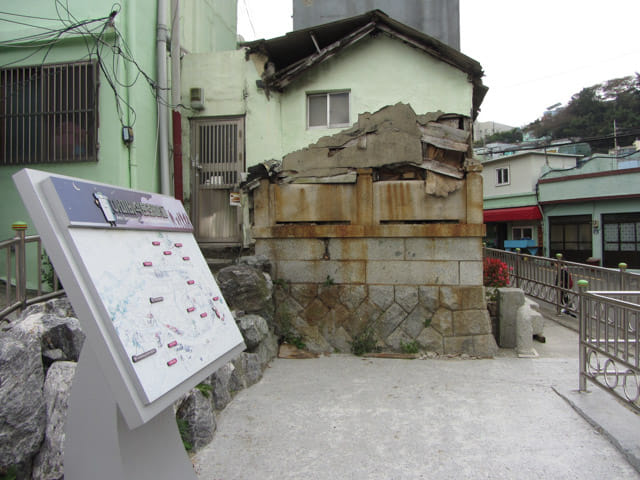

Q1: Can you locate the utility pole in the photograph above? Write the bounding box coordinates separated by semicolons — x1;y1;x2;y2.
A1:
613;119;618;155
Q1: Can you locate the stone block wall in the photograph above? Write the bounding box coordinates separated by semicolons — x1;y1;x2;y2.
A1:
257;237;496;356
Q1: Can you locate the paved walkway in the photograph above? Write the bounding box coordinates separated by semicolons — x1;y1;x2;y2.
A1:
193;311;640;480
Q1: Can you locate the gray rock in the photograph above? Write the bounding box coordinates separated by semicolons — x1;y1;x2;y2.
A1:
237;254;272;275
0;335;45;470
216;264;274;321
10;312;85;362
253;330;278;367
230;352;264;391
176;389;216;453
209;362;235;411
236;314;269;350
32;361;76;480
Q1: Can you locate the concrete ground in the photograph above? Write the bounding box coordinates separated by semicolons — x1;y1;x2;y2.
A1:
193;308;640;480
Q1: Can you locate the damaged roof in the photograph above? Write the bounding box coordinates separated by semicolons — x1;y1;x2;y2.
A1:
240;9;488;118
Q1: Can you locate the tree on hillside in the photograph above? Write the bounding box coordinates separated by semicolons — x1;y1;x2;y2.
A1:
473;128;523;147
526;74;640;151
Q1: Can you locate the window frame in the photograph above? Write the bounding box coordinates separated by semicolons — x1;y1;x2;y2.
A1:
0;60;99;166
306;90;350;129
495;166;510;186
512;226;533;240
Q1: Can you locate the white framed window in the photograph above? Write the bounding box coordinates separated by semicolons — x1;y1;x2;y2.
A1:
307;91;350;128
496;166;509;186
512;226;533;240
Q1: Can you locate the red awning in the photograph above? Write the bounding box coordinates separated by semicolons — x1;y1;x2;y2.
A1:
484;206;542;223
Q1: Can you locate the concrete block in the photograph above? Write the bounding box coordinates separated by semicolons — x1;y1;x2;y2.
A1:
277;260;366;284
366;238;405;260
402;305;431;338
473;334;498;357
256;239;325;261
459;261;483;285
366;261;458;285
433;237;482;261
466;172;484;224
405;238;435;260
498;288;525;348
349;300;383;337
289;284;318;308
328;239;367;260
516;304;535;357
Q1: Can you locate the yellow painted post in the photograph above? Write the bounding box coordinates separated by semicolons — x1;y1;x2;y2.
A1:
12;221;28;308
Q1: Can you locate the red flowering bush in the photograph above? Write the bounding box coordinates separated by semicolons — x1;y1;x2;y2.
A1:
483;257;511;288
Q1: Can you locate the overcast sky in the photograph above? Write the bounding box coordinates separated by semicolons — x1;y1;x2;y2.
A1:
237;0;640;128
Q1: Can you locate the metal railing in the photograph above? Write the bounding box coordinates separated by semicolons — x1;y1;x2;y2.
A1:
484;247;640;317
578;284;640;413
0;222;64;321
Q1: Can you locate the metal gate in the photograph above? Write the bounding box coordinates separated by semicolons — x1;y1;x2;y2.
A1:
190;117;244;244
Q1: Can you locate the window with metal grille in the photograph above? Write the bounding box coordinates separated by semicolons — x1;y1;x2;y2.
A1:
0;61;98;165
307;91;350;128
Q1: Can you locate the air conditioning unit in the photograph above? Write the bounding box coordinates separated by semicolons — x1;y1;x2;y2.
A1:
190;87;205;110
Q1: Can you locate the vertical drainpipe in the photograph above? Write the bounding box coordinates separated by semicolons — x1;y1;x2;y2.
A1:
171;0;183;201
157;0;171;194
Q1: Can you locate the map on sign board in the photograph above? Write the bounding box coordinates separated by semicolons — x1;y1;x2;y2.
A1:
70;228;242;403
16;173;246;407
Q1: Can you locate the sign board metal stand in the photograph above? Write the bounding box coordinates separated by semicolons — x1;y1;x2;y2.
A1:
14;169;245;480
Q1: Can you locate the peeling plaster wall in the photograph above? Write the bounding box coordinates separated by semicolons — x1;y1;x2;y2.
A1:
279;34;473;156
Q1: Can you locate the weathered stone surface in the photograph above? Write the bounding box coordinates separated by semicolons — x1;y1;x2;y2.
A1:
338;285;367;311
395;286;419;313
444;335;474;355
440;286;485;310
176;389;216;453
402;305;431;338
405;238;435;260
453;310;491;336
303;298;330;326
236;314;269;350
241;352;263;388
291;316;332;353
367;260;458;285
416;327;443;353
329;326;353;353
375;303;407;339
473;334;498;358
348;300;382;337
216;264;274;320
0;335;45;470
278;343;319;359
430;308;453;336
209;362;235;410
289;283;318;308
11;312;85;362
418;286;440;312
32;361;75;480
386;328;413;350
460;261;483;285
318;284;340;308
369;285;394;311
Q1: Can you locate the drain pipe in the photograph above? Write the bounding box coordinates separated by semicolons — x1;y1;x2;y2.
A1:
157;0;171;194
170;0;183;201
